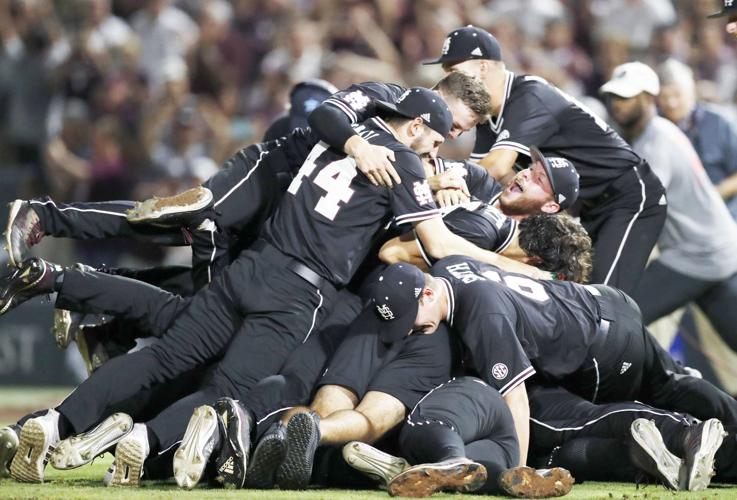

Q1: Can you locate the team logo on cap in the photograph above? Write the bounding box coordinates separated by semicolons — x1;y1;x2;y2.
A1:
376;304;394;320
396;89;411;103
491;363;508;380
441;36;451;55
726;0;734;7
549;158;570;169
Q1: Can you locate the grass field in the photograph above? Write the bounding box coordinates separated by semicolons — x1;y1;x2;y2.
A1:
2;387;737;499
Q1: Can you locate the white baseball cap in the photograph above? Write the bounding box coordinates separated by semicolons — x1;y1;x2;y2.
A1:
600;62;660;98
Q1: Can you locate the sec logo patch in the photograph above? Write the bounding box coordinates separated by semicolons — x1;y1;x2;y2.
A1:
492;363;508;380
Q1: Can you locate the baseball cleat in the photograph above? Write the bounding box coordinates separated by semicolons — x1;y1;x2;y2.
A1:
244;420;287;489
681;418;726;491
50;413;133;470
628;418;682;490
102;462;115;486
173;405;221;490
109;423;149;487
75;322;132;375
498;466;574;498
0;257;58;315
4;200;43;268
387;458;487;498
275;411;321;490
52;309;84;349
10;410;61;483
212;398;253;489
0;424;21;478
126;187;213;225
343;441;409;487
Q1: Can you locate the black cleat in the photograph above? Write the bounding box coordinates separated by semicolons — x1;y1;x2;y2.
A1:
0;258;57;315
212;398;253;489
0;424;21;478
628;418;682;490
244;421;287;489
275;412;320;490
52;309;85;349
75;321;134;375
4;200;43;268
126;187;213;226
680;418;726;491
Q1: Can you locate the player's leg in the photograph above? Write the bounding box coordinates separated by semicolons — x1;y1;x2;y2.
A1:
695;272;737;352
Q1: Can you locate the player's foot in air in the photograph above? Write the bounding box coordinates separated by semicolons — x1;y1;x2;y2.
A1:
174;405;222;490
126;187;213;226
244;420;287;488
680;418;726;491
387;457;487;497
0;257;60;315
343;441;409;488
275;411;321;489
75;322;132;375
50;413;133;470
4;200;43;268
52;309;85;349
0;424;21;478
211;398;253;489
628;418;682;490
109;423;149;487
10;409;61;483
498;466;575;498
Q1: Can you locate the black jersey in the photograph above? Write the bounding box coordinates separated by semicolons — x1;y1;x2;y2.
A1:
430;255;601;394
263;117;440;286
322;82;408;124
414;202;515;268
471;72;642;199
433;157;502;203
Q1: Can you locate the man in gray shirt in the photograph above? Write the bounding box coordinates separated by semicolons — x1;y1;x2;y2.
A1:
601;61;737;352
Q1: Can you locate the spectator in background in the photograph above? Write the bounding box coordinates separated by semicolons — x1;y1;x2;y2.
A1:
82;0;134;55
657;58;737;219
707;0;737;40
591;0;676;54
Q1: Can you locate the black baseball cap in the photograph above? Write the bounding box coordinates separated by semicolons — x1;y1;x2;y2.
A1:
708;0;737;18
289;79;339;129
530;146;579;210
375;87;453;137
423;25;502;66
365;263;426;343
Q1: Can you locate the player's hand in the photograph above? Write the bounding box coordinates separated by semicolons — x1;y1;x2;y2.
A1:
435;188;469;208
348;138;399;187
428;170;470;197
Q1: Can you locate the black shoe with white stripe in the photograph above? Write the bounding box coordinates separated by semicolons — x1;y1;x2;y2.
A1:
244;421;287;489
0;258;58;315
275;412;321;490
212;398;253;489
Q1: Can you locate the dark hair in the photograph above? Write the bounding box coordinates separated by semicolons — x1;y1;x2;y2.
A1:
434;72;491;120
518;214;593;283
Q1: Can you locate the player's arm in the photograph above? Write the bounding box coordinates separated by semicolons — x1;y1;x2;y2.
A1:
412;216;551;279
503;381;530;467
478;147;519;185
379;232;432;271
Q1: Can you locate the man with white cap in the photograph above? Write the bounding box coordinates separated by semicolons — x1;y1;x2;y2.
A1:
601;61;737;354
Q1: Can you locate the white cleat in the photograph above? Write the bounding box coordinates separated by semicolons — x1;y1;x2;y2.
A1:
0;425;20;478
173;405;221;490
629;418;682;490
126;187;213;225
51;413;133;470
342;441;409;488
109;423;149;487
10;410;60;483
682;418;726;491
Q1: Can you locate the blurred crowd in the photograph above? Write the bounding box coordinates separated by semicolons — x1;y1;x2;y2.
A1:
0;0;735;266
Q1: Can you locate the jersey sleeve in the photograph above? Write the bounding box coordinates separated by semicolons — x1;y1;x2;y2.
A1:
390;151;441;226
465;312;536;396
322;82;406;124
459;160;501;203
489;89;560;158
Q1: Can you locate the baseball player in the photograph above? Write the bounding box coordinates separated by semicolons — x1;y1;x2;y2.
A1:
424;26;667;295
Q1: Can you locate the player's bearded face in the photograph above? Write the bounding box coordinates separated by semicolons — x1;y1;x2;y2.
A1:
499;166;554;215
409;124;444;157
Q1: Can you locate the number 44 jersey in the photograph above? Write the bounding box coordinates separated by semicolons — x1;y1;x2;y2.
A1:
262;117;440;287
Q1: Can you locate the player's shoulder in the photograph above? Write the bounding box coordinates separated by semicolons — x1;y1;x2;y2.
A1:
509;74;561;105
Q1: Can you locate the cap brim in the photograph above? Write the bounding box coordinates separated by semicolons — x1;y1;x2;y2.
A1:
707;10;727;18
374;100;415;120
422;58;444;65
599;79;644;98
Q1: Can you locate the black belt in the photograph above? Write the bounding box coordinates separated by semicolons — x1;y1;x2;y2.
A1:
251;240;327;289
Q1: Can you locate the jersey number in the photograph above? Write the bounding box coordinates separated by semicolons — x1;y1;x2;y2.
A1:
288;143;359;220
481;270;550;303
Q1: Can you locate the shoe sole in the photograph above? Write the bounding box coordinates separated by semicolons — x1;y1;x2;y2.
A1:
213;400;249;489
10;419;52;483
110;437;145;487
498;466;574;498
388;461;487;498
0;427;20;478
76;328;108;375
686;419;726;491
343;441;408;486
4;199;23;268
276;413;319;490
52;309;74;349
630;419;681;490
244;429;287;488
50;413;133;470
0;259;46;315
126;188;213;224
174;405;219;490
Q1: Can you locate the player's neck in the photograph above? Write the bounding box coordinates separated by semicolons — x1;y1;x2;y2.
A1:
488;71;506;117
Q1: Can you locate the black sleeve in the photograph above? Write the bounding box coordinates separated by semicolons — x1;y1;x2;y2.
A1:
262;114;291;142
307;104;357;151
460;160;501;203
390;150;441;226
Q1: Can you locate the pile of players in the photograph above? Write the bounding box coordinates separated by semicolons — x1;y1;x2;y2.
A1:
0;26;736;498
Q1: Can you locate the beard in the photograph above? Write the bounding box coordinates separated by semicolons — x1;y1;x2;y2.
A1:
498;194;545;216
